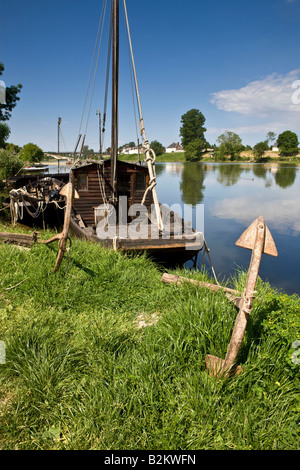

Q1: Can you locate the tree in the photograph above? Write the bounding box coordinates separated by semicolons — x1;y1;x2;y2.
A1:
19;143;44;163
82;145;94;156
0;122;10;148
184;138;206;162
216;131;243;161
150;140;165;156
0;63;22;121
253;140;269;161
277;131;299;156
266;131;276;147
0;149;23;180
180;109;207;148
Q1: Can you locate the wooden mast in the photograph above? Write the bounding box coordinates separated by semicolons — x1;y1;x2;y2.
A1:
111;0;119;204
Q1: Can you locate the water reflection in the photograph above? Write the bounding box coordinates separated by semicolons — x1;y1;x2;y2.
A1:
217;164;249;186
274;165;297;188
156;161;300;294
179;163;206;205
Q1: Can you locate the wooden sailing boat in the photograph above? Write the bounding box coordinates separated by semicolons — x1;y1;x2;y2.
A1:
68;0;204;265
6;0;204;267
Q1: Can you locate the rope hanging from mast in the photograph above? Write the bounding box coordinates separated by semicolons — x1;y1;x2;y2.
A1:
75;0;108;159
123;0;163;232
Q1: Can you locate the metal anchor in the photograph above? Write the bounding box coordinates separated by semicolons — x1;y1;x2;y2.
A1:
206;216;278;377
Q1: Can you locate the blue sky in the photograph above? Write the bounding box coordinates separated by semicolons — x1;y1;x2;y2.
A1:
1;0;300;151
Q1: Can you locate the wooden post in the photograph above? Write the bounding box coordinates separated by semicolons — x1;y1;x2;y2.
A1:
161;273;240;296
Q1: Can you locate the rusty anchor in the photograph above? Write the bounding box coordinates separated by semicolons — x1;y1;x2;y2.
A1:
43;174;78;272
206;215;278;377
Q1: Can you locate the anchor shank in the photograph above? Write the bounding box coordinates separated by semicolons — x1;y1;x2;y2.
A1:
222;217;266;373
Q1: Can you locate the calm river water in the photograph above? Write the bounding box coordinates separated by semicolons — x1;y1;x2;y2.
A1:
155;162;300;296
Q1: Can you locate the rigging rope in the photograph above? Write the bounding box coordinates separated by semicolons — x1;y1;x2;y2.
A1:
123;0;163;232
124;9;140;159
76;0;108;157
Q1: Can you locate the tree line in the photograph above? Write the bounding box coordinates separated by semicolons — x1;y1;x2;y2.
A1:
1;58;299;184
178;108;299;162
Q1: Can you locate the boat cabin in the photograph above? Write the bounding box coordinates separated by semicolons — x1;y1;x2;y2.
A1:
72;159;153;227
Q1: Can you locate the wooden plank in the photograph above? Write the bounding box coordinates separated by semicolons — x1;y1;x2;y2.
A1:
161;273;240;295
0;231;39;247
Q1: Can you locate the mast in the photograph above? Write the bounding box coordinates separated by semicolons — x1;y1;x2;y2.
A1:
111;0;119;203
58;117;61;173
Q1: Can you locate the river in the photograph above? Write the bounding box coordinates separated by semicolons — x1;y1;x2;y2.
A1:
155;161;300;296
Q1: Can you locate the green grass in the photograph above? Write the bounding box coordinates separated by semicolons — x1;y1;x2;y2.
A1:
0;223;299;450
118;152;187;163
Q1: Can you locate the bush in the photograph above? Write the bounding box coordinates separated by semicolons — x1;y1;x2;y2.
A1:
19;143;44;163
0;122;11;148
253;141;269;161
0;149;23;180
277;131;299;156
184;138;206;161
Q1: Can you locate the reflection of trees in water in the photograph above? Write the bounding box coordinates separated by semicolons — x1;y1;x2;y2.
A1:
252;163;297;188
252;165;268;180
252;165;273;188
216;163;298;189
274;165;297;188
180;163;206;205
178;162;298;206
216;164;248;186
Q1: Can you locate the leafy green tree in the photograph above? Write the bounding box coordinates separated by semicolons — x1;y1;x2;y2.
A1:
82;145;94;156
253;140;269;161
266;131;276;147
216;131;243;161
0;122;10;148
180;109;207;148
19;143;44;163
277;131;299;156
5;143;22;153
184;138;206;162
150;140;165;156
0;63;22;121
0;149;23;180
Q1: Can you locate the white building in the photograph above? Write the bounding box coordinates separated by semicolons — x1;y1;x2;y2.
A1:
120;145;144;155
166;142;184;153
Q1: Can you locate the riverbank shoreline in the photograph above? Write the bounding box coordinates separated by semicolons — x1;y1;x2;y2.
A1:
0;222;299;450
44;150;300;165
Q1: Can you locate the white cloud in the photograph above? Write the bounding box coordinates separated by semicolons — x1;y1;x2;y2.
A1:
212;195;300;235
211;70;300;117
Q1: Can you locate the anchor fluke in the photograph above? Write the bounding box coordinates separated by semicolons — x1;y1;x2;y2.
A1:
235;216;278;257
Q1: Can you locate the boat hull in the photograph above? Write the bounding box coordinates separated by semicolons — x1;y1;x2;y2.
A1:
70;216;203;266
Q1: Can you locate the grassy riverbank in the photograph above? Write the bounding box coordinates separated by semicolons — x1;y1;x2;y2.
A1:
0;223;299;450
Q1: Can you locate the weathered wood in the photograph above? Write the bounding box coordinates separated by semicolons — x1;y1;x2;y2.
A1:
0;231;39;247
221;216;272;374
43;177;74;272
53;178;73;272
161;273;240;296
206;216;278;378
